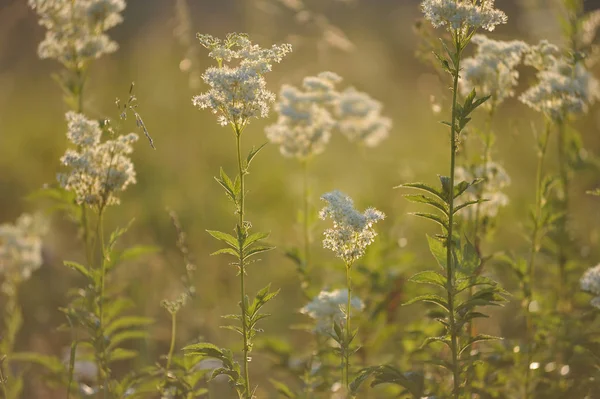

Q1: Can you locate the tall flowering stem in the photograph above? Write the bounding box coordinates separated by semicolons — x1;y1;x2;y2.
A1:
520;121;551;399
319;190;384;395
182;33;291;399
398;2;507;398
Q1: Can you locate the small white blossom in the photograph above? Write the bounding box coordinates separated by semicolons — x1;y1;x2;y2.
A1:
319;190;385;265
192;33;292;127
335;87;392;147
460;35;529;107
421;0;507;32
28;0;126;69
265;72;340;159
58;112;138;208
455;161;511;219
0;214;48;293
520;40;600;120
580;264;600;309
300;288;364;333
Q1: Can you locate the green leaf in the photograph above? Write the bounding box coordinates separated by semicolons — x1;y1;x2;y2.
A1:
411;212;448;230
11;352;65;374
427;235;447;269
107;330;148;350
119;245;160;262
269;379;297;398
243;245;275;259
397;182;446;203
409;270;447;289
403;194;448;215
453;179;482;199
206;230;239;249
403;294;449;312
215;167;237;202
453;199;488;215
63;260;91;279
423;335;452;349
211;247;239;257
105;316;153;337
369;365;425;398
246;143;268;168
459;334;502;356
107;348;138;363
243;231;270;249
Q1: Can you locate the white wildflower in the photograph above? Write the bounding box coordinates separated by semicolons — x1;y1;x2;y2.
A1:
335;87;392;147
522;65;600;120
460;35;529;107
300;288;364;333
580;264;600;309
520;41;600;120
58;112;138;208
319;190;385;265
421;0;507;32
28;0;126;69
455;161;510;219
0;214;48;293
265;72;340;159
192;33;292;127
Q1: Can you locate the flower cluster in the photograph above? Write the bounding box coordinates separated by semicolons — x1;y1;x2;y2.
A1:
265;72;340;159
455;161;511;219
28;0;126;69
580;264;600;309
266;72;392;158
300;288;364;333
319;190;385;265
0;213;48;293
335;87;392;147
520;41;600;120
192;33;292;128
58;112;138;209
460;34;529;107
421;0;507;32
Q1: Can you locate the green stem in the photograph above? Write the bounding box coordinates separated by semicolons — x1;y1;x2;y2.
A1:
95;209;110;399
301;159;311;293
345;262;352;397
166;311;177;373
447;36;462;399
0;360;8;399
523;121;551;399
235;128;251;398
556;120;569;312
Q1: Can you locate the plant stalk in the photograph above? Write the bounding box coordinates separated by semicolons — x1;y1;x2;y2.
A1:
447;36;462;399
523;121;550;399
235;128;251;398
345;262;352;397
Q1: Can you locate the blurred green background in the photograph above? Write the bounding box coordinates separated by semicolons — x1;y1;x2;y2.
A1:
2;0;600;397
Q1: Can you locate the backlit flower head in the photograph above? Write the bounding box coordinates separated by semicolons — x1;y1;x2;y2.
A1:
421;0;507;33
460;35;529;107
455;161;510;219
580;264;600;309
300;288;364;333
28;0;126;69
265;72;340;159
58;112;138;209
334;87;392;147
193;33;292;128
319;190;385;265
520;49;600;120
0;213;48;293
